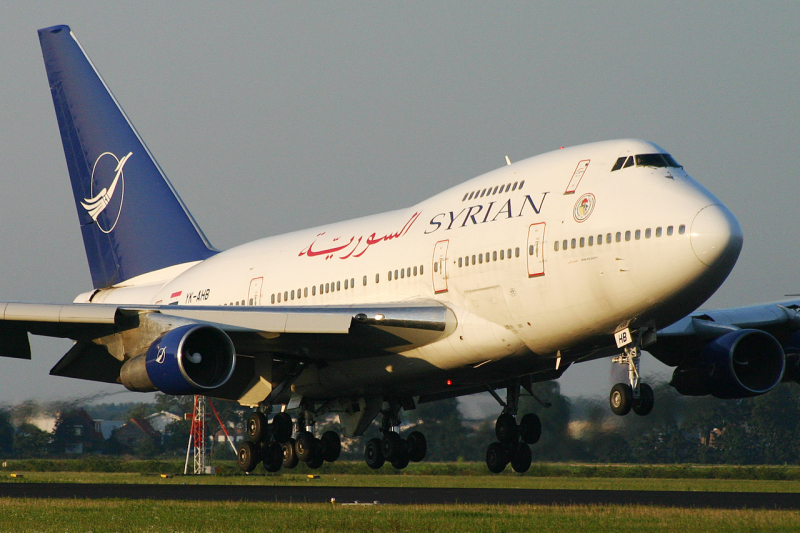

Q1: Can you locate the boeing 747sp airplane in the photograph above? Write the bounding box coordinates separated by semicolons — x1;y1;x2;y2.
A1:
5;25;789;474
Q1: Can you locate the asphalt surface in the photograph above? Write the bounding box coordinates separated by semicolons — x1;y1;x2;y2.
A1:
1;483;799;509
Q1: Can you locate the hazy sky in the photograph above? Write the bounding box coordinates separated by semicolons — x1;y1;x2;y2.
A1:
1;2;799;414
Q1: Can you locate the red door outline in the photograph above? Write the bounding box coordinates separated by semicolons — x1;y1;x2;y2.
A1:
432;240;449;293
527;223;545;277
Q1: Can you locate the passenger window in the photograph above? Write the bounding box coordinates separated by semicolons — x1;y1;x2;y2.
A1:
271;294;275;304
554;241;559;252
625;231;631;241
462;193;469;201
597;234;603;245
434;263;438;273
468;192;475;200
472;255;477;264
479;254;483;264
512;182;518;191
485;252;490;262
414;266;418;276
388;271;393;281
679;225;686;235
407;268;411;277
515;247;520;257
645;228;651;238
562;240;568;250
336;281;341;291
465;256;469;266
507;249;512;258
312;286;317;296
588;236;593;246
305;287;308;297
493;251;497;261
291;290;295;300
580;237;585;248
420;265;424;275
284;291;288;301
635;230;641;240
616;232;621;242
459;257;463;267
656;227;662;237
492;186;499;195
519;180;525;189
324;284;329;294
276;294;280;303
480;189;487;198
667;226;674;236
375;273;380;283
607;233;612;243
363;275;367;286
500;250;505;259
400;269;404;279
506;183;512;192
571;238;576;249
529;245;534;255
395;269;399;279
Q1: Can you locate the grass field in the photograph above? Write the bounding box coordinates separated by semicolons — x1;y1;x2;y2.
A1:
0;499;799;532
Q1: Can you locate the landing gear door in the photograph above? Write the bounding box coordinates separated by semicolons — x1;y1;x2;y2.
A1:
248;277;263;306
432;240;449;294
527;223;545;277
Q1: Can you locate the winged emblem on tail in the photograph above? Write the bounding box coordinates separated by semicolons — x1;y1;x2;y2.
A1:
81;151;131;231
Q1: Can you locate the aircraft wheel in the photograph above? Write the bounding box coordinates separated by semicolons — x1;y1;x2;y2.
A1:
390;449;410;470
609;383;633;416
381;431;404;462
519;413;541;445
407;431;427;462
510;442;532;473
246;413;269;443
263;441;283;473
485;441;508;474
306;447;325;469
282;438;299;469
271;412;293;443
295;430;316;462
321;431;341;462
365;437;385;469
237;441;260;472
495;413;518;444
632;383;655;416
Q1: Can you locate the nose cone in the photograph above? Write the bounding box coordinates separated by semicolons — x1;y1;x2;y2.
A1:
690;204;743;267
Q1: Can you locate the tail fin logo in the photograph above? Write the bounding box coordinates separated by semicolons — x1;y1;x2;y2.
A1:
81;151;131;234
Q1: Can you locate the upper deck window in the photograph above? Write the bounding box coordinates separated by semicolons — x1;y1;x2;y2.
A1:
635;153;682;168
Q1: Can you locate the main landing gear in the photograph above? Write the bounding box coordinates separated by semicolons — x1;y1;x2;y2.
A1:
364;401;427;470
609;331;655;417
484;379;542;473
237;407;342;473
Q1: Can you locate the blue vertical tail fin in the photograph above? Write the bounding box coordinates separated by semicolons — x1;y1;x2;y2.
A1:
38;25;217;289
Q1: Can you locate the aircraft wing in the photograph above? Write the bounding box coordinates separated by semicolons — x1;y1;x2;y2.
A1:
0;300;456;361
649;299;800;367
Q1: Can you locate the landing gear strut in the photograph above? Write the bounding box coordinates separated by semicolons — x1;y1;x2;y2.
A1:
484;379;541;474
363;400;427;470
609;330;655;416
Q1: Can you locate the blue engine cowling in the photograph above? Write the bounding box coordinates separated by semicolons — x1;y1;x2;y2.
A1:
670;329;785;399
119;324;236;395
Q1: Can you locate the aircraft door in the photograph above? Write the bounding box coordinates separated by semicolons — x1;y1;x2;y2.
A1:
248;277;263;305
527;223;545;277
432;240;449;293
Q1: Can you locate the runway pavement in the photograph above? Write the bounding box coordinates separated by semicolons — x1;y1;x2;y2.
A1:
1;483;799;509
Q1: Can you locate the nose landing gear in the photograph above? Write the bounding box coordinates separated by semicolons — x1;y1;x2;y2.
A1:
609;328;655;417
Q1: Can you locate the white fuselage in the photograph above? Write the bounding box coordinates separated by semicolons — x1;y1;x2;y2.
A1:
78;139;742;399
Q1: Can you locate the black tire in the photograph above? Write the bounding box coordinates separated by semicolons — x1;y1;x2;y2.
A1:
510;441;532;473
282;438;299;469
381;431;404;461
609;383;633;416
237;441;260;472
246;412;269;443
295;430;316;462
320;431;341;462
365;437;385;469
306;450;325;469
263;441;283;473
390;449;410;470
486;441;508;473
407;431;427;462
632;383;655;416
495;413;518;444
519;413;541;445
271;412;293;443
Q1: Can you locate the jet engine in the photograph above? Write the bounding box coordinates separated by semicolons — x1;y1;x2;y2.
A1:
670;329;785;399
119;324;236;395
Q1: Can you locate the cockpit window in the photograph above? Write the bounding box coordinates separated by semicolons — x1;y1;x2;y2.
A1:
635;153;683;168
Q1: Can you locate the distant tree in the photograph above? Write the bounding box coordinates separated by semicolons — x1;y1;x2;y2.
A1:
162;419;192;453
13;423;51;458
0;410;14;455
125;403;154;420
410;398;474;461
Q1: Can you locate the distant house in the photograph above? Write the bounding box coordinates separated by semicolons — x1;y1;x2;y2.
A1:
94;420;124;440
51;409;104;454
113;418;160;449
145;411;182;433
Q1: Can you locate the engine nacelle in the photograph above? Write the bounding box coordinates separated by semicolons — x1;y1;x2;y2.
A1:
120;324;236;395
670;329;785;399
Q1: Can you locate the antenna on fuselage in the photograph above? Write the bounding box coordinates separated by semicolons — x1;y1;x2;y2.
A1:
505;155;512;165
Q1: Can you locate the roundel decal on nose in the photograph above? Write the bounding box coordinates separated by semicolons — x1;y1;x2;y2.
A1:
573;193;595;223
81;151;131;234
